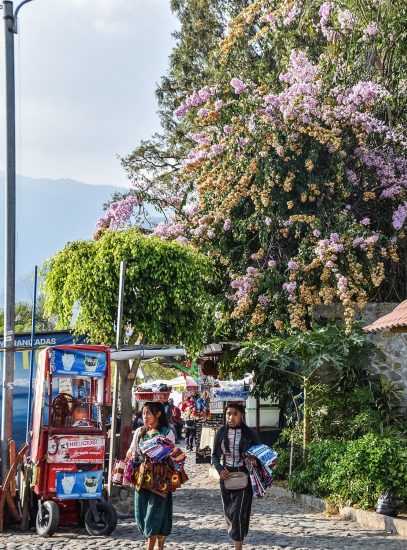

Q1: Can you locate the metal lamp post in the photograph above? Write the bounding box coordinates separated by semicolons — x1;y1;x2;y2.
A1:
1;0;33;482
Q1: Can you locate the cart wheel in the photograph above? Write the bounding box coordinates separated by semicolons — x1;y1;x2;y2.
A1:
84;501;117;536
36;501;59;537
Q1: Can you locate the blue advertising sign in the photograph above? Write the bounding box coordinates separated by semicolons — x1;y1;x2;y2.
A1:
56;470;103;500
50;348;106;378
0;331;87;447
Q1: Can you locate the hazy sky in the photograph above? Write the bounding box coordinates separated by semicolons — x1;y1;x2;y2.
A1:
0;0;177;187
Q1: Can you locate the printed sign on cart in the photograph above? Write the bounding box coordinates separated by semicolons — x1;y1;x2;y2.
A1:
47;435;105;463
56;470;103;499
50;348;107;378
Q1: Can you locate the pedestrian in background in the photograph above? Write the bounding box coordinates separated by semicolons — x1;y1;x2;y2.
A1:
172;402;184;442
184;410;196;451
211;403;260;550
126;402;175;550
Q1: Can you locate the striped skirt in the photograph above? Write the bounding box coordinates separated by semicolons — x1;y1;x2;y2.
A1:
220;471;253;541
134;488;172;537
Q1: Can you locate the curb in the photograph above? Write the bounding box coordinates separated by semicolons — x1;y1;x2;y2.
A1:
269;485;407;539
339;506;407;538
269;485;325;511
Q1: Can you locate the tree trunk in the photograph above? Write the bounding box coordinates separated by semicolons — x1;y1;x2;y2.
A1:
302;377;309;459
118;358;141;458
116;360;131;458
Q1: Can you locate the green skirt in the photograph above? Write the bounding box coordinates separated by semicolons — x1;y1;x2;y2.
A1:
134;488;172;537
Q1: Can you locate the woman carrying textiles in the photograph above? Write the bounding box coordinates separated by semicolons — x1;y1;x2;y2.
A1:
212;403;260;550
126;401;175;550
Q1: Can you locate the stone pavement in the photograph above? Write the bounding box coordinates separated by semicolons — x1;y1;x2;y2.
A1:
1;453;405;549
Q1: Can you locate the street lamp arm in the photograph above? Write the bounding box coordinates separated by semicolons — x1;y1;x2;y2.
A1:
12;0;33;33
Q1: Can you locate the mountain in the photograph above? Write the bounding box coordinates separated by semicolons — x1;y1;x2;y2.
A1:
0;173;160;302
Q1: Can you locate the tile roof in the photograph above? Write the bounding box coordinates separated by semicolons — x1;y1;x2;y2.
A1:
363;300;407;332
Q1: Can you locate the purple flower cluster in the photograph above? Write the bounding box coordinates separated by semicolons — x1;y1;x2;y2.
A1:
230;269;260;304
282;281;297;302
230;78;247;94
96;195;139;230
151;222;186;240
319;2;336;41
174;86;217;119
337;9;356;32
392;203;407;231
352;234;379;250
363;22;379;38
208;144;226;158
223;218;232;231
314;233;344;263
257;294;270;305
337;275;348;298
193;133;212;144
283;4;300;26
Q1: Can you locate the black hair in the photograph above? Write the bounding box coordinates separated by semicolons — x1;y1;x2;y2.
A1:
140;401;169;436
225;402;245;416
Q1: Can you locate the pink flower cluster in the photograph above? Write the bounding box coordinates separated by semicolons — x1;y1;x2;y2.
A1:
174;86;217;119
96;195;140;229
392;203;407;231
230;268;260;303
230;78;247;94
314;233;344;265
282;281;297;302
363;22;379;38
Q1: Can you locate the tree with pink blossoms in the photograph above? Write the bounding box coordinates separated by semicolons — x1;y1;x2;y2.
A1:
100;0;407;339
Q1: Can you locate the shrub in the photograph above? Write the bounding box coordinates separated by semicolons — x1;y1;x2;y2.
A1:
288;434;407;509
329;434;407;509
289;440;345;497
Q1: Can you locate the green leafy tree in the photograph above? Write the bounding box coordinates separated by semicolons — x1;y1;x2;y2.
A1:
42;228;215;454
229;324;381;451
1;295;56;333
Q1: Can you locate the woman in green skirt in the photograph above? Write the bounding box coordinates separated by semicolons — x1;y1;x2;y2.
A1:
126;401;175;550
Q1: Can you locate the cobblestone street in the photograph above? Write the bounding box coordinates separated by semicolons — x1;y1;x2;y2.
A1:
1;456;405;549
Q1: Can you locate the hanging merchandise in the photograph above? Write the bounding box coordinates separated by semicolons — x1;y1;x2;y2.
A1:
244;444;278;498
117;434;189;498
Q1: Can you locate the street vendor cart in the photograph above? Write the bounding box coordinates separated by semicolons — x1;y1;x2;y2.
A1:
29;344;117;536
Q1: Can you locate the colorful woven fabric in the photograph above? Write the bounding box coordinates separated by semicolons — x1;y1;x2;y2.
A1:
244;444;278;498
133;433;188;496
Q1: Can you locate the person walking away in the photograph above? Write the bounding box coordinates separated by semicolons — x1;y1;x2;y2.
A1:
211;403;260;550
164;399;174;423
184;407;196;451
172;402;184;442
126;402;175;550
165;398;178;442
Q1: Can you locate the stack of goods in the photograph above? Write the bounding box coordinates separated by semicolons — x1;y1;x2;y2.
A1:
244;444;278;498
134;383;171;402
210;381;250;401
139;436;174;461
133;436;188;497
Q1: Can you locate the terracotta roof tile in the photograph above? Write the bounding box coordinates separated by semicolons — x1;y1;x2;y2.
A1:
364;300;407;332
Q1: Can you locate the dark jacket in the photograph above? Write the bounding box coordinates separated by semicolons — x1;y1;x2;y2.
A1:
211;422;260;473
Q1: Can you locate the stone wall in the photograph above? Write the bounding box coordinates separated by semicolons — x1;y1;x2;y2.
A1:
313;303;407;407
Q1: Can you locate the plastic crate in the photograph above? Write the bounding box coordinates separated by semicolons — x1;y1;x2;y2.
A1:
134;391;171;403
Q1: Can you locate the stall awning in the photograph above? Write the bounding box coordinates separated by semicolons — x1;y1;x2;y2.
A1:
110;346;186;361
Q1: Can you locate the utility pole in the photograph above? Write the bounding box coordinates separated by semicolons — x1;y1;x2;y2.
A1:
107;261;126;499
1;0;33;482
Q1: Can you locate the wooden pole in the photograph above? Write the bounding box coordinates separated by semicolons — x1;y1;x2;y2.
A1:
107;261;126;499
